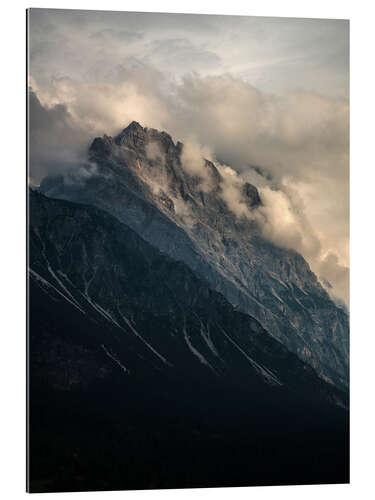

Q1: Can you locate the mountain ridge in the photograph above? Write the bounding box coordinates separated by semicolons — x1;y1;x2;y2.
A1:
39;121;349;390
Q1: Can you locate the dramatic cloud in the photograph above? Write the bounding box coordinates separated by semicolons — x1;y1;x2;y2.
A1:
319;252;349;308
28;89;90;184
216;165;253;218
180;140;214;191
144;38;221;72
169;75;349;184
27;9;349;305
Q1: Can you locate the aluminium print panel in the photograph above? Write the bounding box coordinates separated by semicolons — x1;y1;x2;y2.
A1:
27;8;349;493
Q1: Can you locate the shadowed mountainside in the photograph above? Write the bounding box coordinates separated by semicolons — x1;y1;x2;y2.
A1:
28;189;348;492
40;121;349;389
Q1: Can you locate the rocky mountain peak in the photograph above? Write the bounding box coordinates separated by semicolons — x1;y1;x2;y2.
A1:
242;182;262;209
148;128;176;154
89;134;115;159
39;120;349;390
115;121;147;150
88;122;257;211
112;121;178;157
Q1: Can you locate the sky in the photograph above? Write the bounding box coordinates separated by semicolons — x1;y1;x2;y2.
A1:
27;8;349;306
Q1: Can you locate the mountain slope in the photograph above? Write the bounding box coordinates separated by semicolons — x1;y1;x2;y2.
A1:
40;121;349;389
28;189;348;492
29;189;347;400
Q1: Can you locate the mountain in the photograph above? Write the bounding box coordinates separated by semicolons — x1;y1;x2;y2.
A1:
40;121;349;390
28;189;348;492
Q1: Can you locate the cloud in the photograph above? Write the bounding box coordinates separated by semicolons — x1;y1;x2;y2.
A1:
29;65;171;139
145;38;221;71
89;29;142;43
28;88;90;183
319;252;349;307
216;165;252;218
257;186;305;251
169;75;348;186
180;140;214;191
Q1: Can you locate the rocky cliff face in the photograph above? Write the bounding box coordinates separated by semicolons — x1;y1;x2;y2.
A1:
40;121;349;390
29;189;347;405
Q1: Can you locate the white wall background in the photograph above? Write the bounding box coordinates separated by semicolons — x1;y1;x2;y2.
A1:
0;0;374;499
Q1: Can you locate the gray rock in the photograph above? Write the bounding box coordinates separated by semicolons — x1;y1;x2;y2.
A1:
40;121;349;390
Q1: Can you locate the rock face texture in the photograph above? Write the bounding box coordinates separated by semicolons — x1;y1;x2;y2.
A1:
28;189;348;491
41;121;349;390
29;189;347;405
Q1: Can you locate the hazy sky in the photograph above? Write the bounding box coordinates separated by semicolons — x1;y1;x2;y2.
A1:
28;8;349;305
